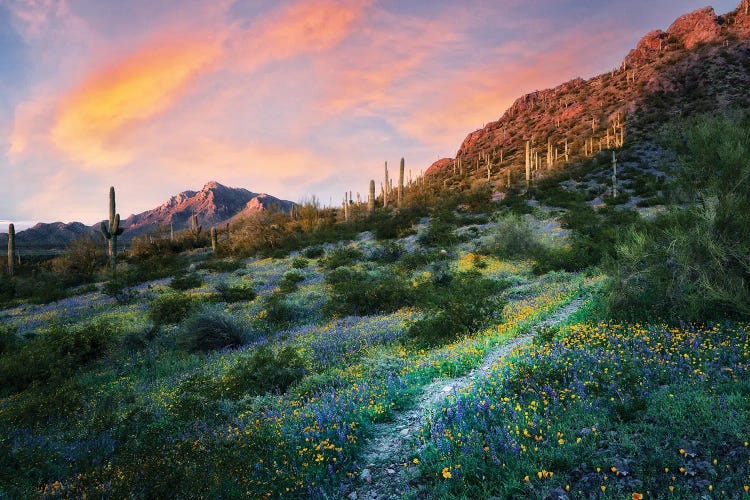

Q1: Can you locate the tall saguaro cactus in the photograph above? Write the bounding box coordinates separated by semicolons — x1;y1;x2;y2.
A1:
210;227;217;252
190;214;202;243
398;158;405;208
384;162;390;208
368;180;375;215
612;151;618;197
525;140;531;189
100;186;124;274
7;223;15;277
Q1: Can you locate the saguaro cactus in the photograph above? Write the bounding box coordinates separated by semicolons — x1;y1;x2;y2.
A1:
368;180;375;215
525;140;531;189
100;186;124;273
612;151;618;197
7;223;14;277
190;214;202;243
384;162;389;208
210;227;217;252
398;158;405;207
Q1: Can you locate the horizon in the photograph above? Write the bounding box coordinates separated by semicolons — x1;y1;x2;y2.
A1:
0;0;739;227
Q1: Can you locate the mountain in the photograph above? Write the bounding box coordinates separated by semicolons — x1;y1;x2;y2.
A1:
1;182;295;251
0;222;95;252
120;181;295;239
425;1;750;185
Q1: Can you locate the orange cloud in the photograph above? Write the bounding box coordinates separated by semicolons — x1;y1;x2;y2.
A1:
231;0;369;72
51;34;222;168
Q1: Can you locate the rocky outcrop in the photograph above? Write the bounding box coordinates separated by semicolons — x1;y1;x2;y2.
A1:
426;1;750;186
667;6;723;50
425;158;453;177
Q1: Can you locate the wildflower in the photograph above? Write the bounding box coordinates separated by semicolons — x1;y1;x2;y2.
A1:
632;494;643;500
412;458;419;464
442;467;452;479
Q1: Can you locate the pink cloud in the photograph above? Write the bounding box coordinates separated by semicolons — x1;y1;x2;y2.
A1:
396;24;632;152
228;0;371;73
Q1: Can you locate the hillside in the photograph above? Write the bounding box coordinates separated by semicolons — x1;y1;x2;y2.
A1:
1;2;749;499
425;2;750;197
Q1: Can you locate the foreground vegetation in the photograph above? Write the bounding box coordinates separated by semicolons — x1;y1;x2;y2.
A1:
0;112;749;498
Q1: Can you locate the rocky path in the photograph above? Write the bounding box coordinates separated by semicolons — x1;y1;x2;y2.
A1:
349;297;585;500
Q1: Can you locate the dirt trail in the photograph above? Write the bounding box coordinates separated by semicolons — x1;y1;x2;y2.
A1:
349;297;584;500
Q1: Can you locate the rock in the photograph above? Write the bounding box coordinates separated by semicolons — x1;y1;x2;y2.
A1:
360;469;372;483
348;492;358;500
667;7;722;50
425;158;453;177
544;487;570;500
386;468;396;476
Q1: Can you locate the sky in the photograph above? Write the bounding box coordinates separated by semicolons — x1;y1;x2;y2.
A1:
0;0;740;228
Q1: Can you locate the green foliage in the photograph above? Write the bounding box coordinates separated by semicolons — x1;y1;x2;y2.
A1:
291;257;309;269
169;271;203;291
0;319;120;393
406;270;505;346
418;210;459;248
224;345;308;397
261;292;300;328
0;277;14;303
0;324;17;355
302;246;325;258
607;112;750;321
177;306;247;352
102;278;138;304
372;207;426;239
324;266;414;317
214;282;256;303
484;214;539;259
368;241;405;263
319;245;362;270
149;293;199;326
197;259;245;272
533;206;638;274
48;236;106;284
278;271;305;293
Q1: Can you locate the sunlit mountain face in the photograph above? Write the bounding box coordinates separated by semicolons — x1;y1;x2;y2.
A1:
0;0;739;225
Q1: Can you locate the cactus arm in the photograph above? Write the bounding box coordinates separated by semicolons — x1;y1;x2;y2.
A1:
100;221;112;239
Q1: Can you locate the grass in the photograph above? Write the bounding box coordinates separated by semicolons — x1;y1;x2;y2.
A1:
2;115;750;499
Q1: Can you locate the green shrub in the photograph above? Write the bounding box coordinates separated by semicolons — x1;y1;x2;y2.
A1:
262;292;300;328
102;278;138;304
606;112;750;321
319;246;362;270
149;293;198;326
278;271;305;293
406;270;505;346
291;257;309;269
324;266;414;317
197;259;245;272
0;277;15;302
418;210;458;248
372;207;425;239
177;306;247;352
0;319;120;393
225;345;308;397
0;324;18;355
368;241;404;263
169;272;203;291
215;282;256;303
303;246;325;259
484;214;540;259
